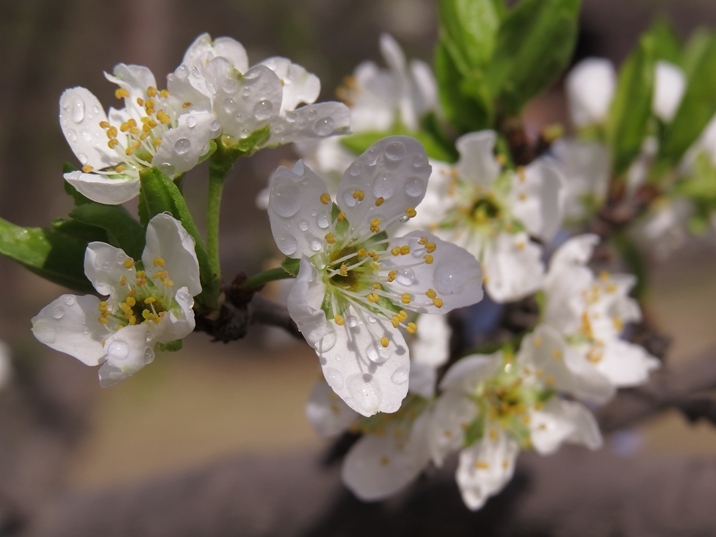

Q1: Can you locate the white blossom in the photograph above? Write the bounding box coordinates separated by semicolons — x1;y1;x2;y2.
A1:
268;136;483;416
32;214;201;387
653;61;686;123
566;58;616;128
60;66;218;205
170;33;350;150
408;131;565;302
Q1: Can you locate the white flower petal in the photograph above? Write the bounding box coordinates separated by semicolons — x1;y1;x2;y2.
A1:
439;352;502;392
267;161;332;258
529;398;602;454
342;411;431;500
482;232;544;303
182;33;249;74
653;61;686;123
154;286;196;344
98;324;157;387
455;131;501;187
409;59;438;120
306;379;359;438
456;431;519;511
408;361;436;398
594;339;660;388
152;111;217;176
384;231;484;314
428;389;479;466
316;307;409;417
550;233;599;271
268;101;351;146
260;57;320;112
105;64;157;120
509;159;564;241
566;58;616;127
31;294;106;366
167;65;213;114
213;63;283;140
287;257;327;347
411;314;451;368
84;242;134;296
336;136;432;236
64;171;140;205
142;213;202;297
59;88;121;170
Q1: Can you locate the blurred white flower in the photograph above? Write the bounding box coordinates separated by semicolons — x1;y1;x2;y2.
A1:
653;61;686;123
566;58;616;128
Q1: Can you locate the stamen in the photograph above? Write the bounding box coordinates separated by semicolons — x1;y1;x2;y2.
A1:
432;298;443;308
375;197;384;207
424;255;434;264
405;207;417;218
406;322;417;334
352;190;365;201
401;293;411;304
154;257;165;267
123;259;135;269
334;314;345;326
325;233;336;244
319;193;331;205
115;88;130;99
380;336;389;348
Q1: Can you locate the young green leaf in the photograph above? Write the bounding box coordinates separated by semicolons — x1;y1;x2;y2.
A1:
649;18;682;65
683;28;712;79
69;204;145;261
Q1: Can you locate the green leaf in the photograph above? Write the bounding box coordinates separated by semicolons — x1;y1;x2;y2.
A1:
0;218;93;293
434;40;494;133
340;126;457;163
607;34;656;175
69;204;145;261
157;339;183;352
280;257;301;277
660;34;716;166
138;167;220;310
438;0;502;73
649;18;682;65
683;28;712;79
52;218;108;244
62;163;96;206
487;0;581;114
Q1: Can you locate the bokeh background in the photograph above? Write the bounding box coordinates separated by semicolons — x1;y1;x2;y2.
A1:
1;0;716;531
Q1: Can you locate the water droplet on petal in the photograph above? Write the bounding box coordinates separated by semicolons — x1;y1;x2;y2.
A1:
316;213;329;229
81;130;92;142
310;239;322;252
77;153;88;165
52;306;65;320
186;115;197;128
175;65;189;80
83;327;90;335
66;130;77;142
71;97;85;123
395;268;416;286
63;295;76;306
412;154;427;168
346;315;358;328
365;148;380;166
347;374;382;413
405;177;426;197
391;367;409;385
92;105;100;115
384;141;406;161
253;100;273;120
347;161;362;177
372;174;395;199
298;219;309;232
107;339;129;361
209;120;222;137
398;215;410;223
318;322;337;352
173;138;191;155
308;108;318;119
366;342;389;364
272;183;301;217
324;367;344;390
313;117;334;136
342;190;357;208
434;258;468;295
277;234;298;255
222;98;237;114
144;347;155;363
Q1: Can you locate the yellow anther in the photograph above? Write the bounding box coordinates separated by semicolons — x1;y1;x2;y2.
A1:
426;242;436;253
157;110;170;125
599;271;610;282
160;89;170;98
144;98;155;110
99;300;108;311
319;193;331;205
127;290;136;297
551;349;563;360
391;247;401;256
125;147;135;156
380;336;389;348
368;251;379;261
140;132;149;140
352;190;365;201
400;245;410;255
517;167;526;182
136;271;146;278
367;293;380;303
119;275;127;286
334;314;345;326
108;139;119;149
98;316;109;324
405;207;417;218
401;293;411;304
120;302;132;313
426;289;437;299
406;322;417;334
380;456;390;466
418;236;428;245
375;197;384;206
325;233;336;244
162;279;174;286
144;297;156;304
357;248;367;257
136;97;145;106
372;283;382;290
337;211;346;221
388;270;397;282
399;311;408;321
533;336;542;347
370;218;381;232
424;255;434;264
114;165;126;174
122;259;134;269
99;121;110;129
132;140;142;148
107;126;118;138
475;461;490;470
339;264;348;277
516;241;525;251
496;154;507;165
433;297;444;308
126;296;136;307
153;139;162;147
115;88;130;99
182;101;192;108
81;164;93;173
613;316;623;331
128;315;137;325
142;309;152;320
153;257;165;267
146;86;157;97
518;192;527;201
120;122;130;133
391;316;400;328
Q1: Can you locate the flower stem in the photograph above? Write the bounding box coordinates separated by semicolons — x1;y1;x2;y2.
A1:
242;267;295;290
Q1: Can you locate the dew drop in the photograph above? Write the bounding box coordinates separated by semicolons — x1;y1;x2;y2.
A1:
221;76;238;94
222;98;237;114
313;117;334;136
71;97;85;123
395;267;416;286
253;100;274;120
324;367;344;390
209;120;222;137
405;177;426;197
107;339;129;360
60;117;68;128
384;141;406;161
186;115;197;128
316;213;329;229
81;130;93;142
173;138;191;155
145;331;153;343
52;306;65;320
398;215;410;223
347;374;382;413
391;367;409;385
241;87;251;97
347;160;362;177
412;154;427;168
318;323;337;352
92;105;100;115
272;182;301;217
372;174;395;199
310;209;318;217
83;327;90;335
244;69;260;81
144;347;155;363
310;239;322;252
277;234;298;255
66;130;77;143
342;190;357;208
346;315;358;328
63;295;76;306
365;148;380;166
366;342;389;364
308;108;318;119
77;153;88;165
285;111;297;123
175;65;189;80
298;219;309;232
241;128;250;138
368;316;377;324
434;259;468;295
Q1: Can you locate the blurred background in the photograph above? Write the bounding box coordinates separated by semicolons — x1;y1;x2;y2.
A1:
1;0;716;532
